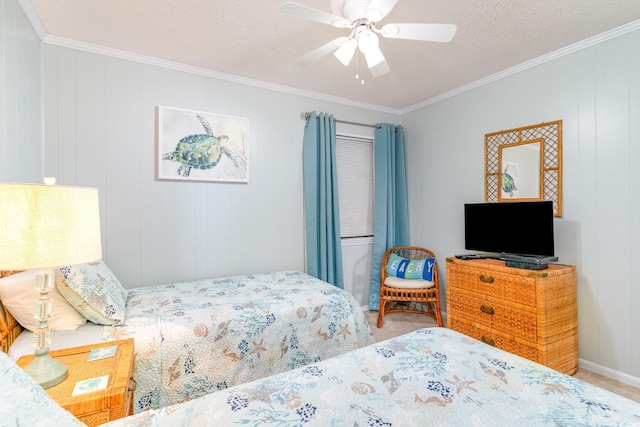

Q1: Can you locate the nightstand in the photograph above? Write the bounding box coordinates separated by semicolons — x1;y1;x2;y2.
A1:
16;338;135;426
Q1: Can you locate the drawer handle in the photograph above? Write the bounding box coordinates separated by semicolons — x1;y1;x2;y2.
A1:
479;275;494;283
480;305;495;315
480;335;495;346
128;377;137;392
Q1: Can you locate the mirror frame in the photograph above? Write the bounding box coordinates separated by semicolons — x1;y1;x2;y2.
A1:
485;120;562;217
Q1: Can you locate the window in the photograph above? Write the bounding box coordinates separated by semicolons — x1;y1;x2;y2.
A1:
335;134;374;240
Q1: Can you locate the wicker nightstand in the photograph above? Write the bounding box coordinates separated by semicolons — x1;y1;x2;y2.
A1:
16;338;135;426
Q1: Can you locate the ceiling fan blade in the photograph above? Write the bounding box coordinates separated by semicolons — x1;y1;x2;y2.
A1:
279;2;350;28
363;45;390;77
365;0;400;22
295;37;348;66
379;23;457;42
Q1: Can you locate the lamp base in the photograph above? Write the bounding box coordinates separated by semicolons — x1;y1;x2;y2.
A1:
24;352;69;389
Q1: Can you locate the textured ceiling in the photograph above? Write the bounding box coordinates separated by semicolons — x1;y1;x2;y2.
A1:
26;0;640;111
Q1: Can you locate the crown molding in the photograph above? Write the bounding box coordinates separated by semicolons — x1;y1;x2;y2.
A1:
16;0;398;115
17;0;640;116
37;35;401;116
400;18;640;115
18;0;47;40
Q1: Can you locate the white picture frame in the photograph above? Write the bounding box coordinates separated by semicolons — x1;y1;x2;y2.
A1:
157;106;249;183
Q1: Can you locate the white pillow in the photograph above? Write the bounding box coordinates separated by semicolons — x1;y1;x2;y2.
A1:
8;322;105;361
56;260;127;326
0;270;87;332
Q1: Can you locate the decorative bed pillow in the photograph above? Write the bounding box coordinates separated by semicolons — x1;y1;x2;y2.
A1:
386;253;436;281
0;351;86;427
0;270;87;332
56;260;127;326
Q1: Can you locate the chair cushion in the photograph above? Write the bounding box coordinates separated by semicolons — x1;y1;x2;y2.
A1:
384;276;435;289
385;253;436;281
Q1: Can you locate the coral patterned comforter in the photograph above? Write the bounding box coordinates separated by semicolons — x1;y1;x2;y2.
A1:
101;271;374;413
103;327;640;426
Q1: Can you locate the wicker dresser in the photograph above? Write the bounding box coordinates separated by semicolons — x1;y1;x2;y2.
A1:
445;257;578;375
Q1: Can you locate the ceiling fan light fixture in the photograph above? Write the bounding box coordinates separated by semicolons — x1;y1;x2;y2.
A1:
281;1;456;79
369;58;390;77
334;38;357;66
357;30;385;69
364;46;385;68
357;30;379;56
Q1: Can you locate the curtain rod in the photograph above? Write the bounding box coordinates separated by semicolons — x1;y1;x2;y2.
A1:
299;112;380;129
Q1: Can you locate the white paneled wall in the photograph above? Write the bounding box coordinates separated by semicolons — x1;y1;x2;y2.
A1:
402;29;640;379
41;45;398;302
0;0;41;183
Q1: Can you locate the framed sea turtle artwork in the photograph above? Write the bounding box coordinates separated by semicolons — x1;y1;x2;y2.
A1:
500;161;519;199
157;106;249;183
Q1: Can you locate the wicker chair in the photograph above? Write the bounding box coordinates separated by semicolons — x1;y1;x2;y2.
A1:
377;246;443;328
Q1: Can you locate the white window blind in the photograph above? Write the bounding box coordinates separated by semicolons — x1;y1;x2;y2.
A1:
335;135;374;238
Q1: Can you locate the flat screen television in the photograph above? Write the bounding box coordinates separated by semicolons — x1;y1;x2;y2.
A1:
464;201;554;258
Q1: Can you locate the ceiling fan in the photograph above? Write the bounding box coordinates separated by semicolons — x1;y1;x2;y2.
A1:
278;0;457;77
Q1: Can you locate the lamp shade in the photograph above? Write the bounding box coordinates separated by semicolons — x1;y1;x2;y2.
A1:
0;183;102;270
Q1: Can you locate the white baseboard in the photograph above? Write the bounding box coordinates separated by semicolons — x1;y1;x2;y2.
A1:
579;358;640;389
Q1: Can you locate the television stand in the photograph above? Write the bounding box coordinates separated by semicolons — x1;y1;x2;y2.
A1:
445;256;577;374
499;253;558;270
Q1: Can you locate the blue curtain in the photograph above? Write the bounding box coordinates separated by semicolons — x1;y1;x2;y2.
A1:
368;123;409;309
302;112;344;289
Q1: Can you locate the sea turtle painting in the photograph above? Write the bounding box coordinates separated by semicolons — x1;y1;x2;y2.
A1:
162;113;245;178
501;163;518;197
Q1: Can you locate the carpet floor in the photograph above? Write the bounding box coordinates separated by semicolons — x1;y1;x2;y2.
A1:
365;310;640;404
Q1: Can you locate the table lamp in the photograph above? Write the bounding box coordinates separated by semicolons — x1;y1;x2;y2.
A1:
0;180;102;388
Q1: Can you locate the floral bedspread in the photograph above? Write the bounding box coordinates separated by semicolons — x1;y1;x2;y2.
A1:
103;327;640;426
101;271;374;413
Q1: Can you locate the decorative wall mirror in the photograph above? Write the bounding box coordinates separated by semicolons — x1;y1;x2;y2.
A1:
485;120;562;216
499;139;542;200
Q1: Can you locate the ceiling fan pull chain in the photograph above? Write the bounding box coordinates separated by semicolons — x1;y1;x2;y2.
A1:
355;51;364;84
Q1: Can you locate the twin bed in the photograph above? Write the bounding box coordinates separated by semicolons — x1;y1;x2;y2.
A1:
2;266;640;426
102;327;640;426
3;327;640;426
0;268;374;412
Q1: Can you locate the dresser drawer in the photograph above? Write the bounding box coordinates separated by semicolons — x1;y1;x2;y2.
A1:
448;318;538;362
447;290;538;341
446;263;537;307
